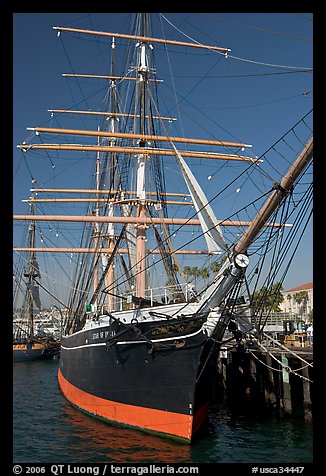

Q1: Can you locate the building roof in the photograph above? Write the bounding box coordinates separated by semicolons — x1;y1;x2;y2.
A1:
284;282;313;293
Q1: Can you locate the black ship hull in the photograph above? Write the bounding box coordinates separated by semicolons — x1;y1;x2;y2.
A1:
59;314;221;442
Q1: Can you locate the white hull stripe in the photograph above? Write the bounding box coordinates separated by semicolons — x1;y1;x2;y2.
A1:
61;328;203;351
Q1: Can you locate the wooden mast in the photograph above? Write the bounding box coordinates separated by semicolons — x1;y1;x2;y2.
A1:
17;143;257;163
26;126;252;150
62;73;162;83
23;195;40;337
52;26;231;53
14;247;220;255
13;215;289;228
27;199;36;337
93;130;101;308
196;136;313;314
29;188;190;197
15;15;258;308
235;137;313;255
105;36;118;311
134;13;150;298
48;109;177;121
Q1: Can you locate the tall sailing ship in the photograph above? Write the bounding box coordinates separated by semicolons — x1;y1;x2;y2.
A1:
14;13;313;441
13;203;61;362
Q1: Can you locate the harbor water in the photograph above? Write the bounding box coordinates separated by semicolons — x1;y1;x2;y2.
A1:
13;360;313;464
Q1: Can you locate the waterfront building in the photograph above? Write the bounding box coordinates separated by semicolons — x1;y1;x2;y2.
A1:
279;282;313;323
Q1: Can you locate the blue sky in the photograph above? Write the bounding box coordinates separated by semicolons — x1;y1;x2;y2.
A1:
13;13;313;306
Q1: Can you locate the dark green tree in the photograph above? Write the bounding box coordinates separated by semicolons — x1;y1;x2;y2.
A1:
210;255;227;274
252;282;284;313
200;267;210;286
293;291;309;320
183;266;192;281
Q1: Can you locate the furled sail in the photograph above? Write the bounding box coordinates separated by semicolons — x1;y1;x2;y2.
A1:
171;143;228;253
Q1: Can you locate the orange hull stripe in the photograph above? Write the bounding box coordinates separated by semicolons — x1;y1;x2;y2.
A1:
58;369;193;440
13;343;45;350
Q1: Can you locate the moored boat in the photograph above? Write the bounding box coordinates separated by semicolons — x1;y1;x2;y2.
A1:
14;13;313;442
13;203;61;362
13;337;60;362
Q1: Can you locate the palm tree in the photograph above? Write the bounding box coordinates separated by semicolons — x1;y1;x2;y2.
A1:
252;282;284;313
307;309;313;325
183;266;192;281
200;267;210;287
287;293;293;316
293;291;309;322
183;265;206;291
210;255;227;274
191;266;201;290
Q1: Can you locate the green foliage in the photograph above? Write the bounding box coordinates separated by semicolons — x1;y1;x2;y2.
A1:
182;255;227;290
252;282;284;313
293;291;309;319
182;264;212;289
210;255;227;274
293;290;309;304
307;309;313;324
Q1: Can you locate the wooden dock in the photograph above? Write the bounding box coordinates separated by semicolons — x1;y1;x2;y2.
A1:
216;344;313;420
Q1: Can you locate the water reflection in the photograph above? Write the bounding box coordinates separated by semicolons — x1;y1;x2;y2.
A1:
189;401;313;464
13;361;313;464
56;401;192;463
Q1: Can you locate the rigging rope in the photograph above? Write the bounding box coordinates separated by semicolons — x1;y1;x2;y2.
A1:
160;13;312;71
248;339;313;383
262;332;313;367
